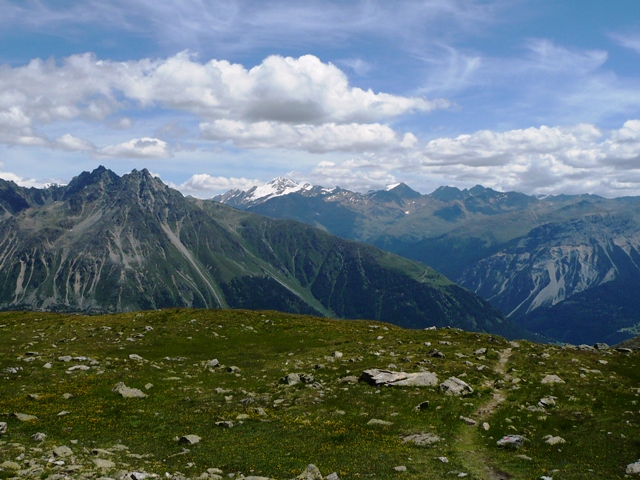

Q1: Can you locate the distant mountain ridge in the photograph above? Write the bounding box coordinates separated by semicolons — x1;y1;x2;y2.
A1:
215;178;640;344
0;167;523;338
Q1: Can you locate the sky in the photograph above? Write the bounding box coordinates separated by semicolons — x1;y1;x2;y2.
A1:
2;1;640;197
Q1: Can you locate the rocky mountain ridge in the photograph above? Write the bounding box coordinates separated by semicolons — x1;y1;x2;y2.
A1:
0;167;520;338
215;179;640;344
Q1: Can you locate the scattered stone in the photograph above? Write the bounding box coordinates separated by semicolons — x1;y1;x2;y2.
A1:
179;435;201;445
67;365;90;371
227;366;241;373
0;422;6;435
325;473;339;480
497;435;525;448
578;344;596;352
333;351;343;359
439;377;473;396
367;419;393;426
437;457;449;463
129;354;144;361
296;464;323;480
92;448;113;456
63;393;73;399
93;458;116;469
616;348;633;354
252;407;267;416
58;355;73;362
13;412;37;421
43;362;52;369
538;396;557;408
215;421;234;428
338;375;359;384
474;348;487;355
544;435;566;445
300;373;315;384
112;382;147;398
593;343;609;350
482;422;490;431
459;416;477;426
415;401;430;411
540;375;564;384
626;460;640;474
393;466;407;472
428;350;445;358
205;359;220;368
145;383;153;390
401;432;441;446
121;472;151;480
57;410;70;416
516;455;532;461
52;445;74;457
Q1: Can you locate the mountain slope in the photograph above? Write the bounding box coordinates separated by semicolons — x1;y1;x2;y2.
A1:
0;167;521;338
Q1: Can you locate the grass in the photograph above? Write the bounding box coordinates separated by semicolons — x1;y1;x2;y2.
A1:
0;309;639;479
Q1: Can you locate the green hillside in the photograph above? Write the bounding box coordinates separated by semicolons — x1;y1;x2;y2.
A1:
1;310;639;479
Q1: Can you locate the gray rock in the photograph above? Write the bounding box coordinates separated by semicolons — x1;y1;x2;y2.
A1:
474;348;487;355
428;350;445;358
300;373;316;384
0;422;6;435
296;464;322;480
359;369;438;387
338;376;359;384
393;466;407;472
94;458;116;469
544;435;566;445
53;445;74;457
112;382;147;398
92;448;113;456
538;396;556;408
616;348;633;354
593;343;609;350
280;373;301;385
626;460;640;474
497;435;525;448
540;375;564;384
13;412;38;421
129;354;144;361
58;355;73;362
205;359;220;368
459;416;477;426
332;351;343;359
227;366;241;373
578;344;596;352
415;401;430;411
215;421;234;428
179;435;201;445
437;457;449;463
367;419;393;426
121;472;151;480
401;432;441;446
325;473;339;480
439;377;473;396
0;461;21;470
32;432;46;441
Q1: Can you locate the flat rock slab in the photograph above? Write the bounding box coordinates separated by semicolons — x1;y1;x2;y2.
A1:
13;412;38;421
113;382;147;398
360;369;438;387
401;433;441;446
53;445;73;457
93;458;116;469
439;377;473;396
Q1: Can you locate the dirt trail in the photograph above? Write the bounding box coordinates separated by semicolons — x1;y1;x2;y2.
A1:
453;346;515;480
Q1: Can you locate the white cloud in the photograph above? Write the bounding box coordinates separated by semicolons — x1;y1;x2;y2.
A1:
0;170;58;188
98;137;169;158
200;120;417;153
610;33;640;54
54;133;96;152
175;174;263;197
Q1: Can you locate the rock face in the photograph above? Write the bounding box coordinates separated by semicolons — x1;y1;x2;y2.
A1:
439;377;473;396
112;382;147;398
359;369;438;387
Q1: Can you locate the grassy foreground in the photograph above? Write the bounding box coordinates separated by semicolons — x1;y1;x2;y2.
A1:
0;309;639;479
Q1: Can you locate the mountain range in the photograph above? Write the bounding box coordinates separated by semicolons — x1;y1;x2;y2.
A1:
0;167;521;338
214;177;640;345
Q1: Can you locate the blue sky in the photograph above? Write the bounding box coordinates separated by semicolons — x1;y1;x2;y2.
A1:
2;0;640;197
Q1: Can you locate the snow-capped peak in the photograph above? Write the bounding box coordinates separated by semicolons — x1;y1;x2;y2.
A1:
247;177;313;202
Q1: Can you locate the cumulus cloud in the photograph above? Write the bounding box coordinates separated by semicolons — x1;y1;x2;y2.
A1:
98;137;169;158
200;120;417;153
175;174;263;197
0;52;443;154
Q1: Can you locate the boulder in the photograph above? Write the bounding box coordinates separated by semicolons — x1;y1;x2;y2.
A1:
540;375;564;384
439;377;473;396
626;460;640;475
497;435;525;448
112;382;147;398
